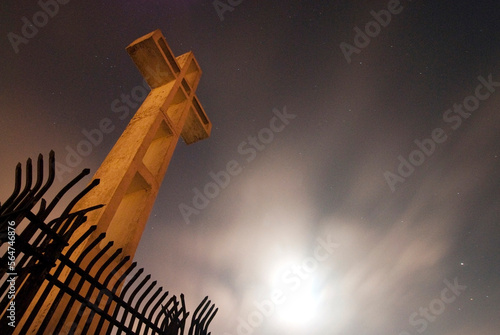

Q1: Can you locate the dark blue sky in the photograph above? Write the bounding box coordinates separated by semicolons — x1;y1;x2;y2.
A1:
1;1;499;334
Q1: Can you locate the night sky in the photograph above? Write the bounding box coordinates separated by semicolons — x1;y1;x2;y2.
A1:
1;1;500;334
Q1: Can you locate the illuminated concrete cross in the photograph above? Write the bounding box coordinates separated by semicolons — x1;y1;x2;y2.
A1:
27;30;211;335
71;29;212;258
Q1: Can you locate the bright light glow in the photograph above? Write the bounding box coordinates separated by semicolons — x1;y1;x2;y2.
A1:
273;279;324;331
277;287;319;326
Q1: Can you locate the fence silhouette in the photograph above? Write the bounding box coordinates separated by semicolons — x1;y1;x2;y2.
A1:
0;151;217;334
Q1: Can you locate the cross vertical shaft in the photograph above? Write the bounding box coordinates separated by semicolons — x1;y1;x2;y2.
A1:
71;29;211;258
24;30;211;334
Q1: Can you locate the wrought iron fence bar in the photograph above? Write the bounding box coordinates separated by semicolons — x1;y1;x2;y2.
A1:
204;306;218;333
156;295;177;329
0;163;21;215
189;297;210;335
145;291;170;335
67;246;123;332
24;210;66;243
60;178;100;220
106;269;166;335
128;279;157;334
1;212;91;303
95;260;137;334
160;295;187;332
137;286;163;335
117;273;151;335
16;225;98;334
199;303;217;334
36;231;106;334
14;154;45;213
9;154;44;215
22;214;79;269
4;158;33;215
1;212;87;294
57;205;104;244
138;286;163;335
31;151;56;207
41;168;91;221
1;152;218;335
147;290;169;322
32;154;44;195
52;252;167;335
45;271;136;335
106;266;143;334
3;167;96;264
179;293;188;334
53;239;115;334
83;254;130;334
0;226;53;314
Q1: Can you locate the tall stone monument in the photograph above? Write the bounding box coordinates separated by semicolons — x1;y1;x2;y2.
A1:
27;29;212;334
71;29;212;257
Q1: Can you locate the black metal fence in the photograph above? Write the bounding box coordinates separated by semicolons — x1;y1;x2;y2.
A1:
0;152;217;334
